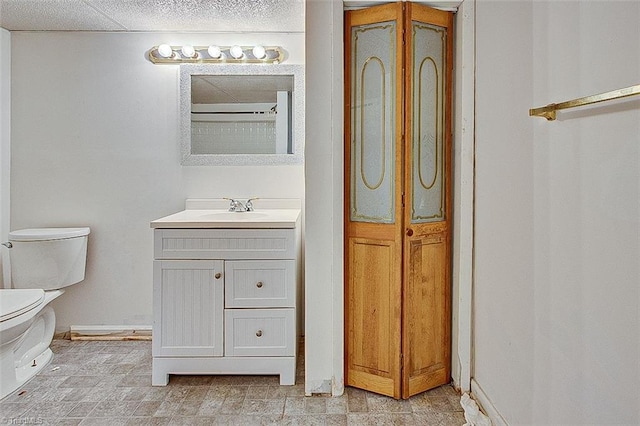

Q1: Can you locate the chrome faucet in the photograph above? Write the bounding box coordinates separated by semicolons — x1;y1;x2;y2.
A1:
225;198;257;212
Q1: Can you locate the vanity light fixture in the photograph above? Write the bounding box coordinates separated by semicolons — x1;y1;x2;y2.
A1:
207;45;222;59
157;44;174;58
252;45;266;60
229;45;244;59
180;45;197;59
149;44;284;64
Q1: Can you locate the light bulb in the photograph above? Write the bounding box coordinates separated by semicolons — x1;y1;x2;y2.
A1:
157;44;173;58
207;45;222;59
252;45;266;59
181;45;196;58
229;45;244;59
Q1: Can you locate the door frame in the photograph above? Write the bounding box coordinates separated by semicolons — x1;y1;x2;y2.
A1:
303;0;475;396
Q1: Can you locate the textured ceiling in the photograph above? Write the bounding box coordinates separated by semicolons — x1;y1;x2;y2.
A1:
0;0;305;32
192;75;294;104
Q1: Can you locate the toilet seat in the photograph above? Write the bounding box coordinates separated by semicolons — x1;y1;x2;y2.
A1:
0;289;45;323
9;227;90;241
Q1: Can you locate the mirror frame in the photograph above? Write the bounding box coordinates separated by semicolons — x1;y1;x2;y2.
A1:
180;64;304;166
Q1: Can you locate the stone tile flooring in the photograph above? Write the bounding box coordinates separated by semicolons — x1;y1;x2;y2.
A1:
0;339;465;425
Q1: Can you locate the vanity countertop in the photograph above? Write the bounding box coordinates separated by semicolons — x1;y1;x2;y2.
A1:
151;209;301;229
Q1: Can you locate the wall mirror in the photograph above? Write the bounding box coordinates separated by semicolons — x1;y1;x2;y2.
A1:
180;64;304;165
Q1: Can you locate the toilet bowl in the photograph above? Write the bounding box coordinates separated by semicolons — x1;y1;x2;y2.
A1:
0;227;89;400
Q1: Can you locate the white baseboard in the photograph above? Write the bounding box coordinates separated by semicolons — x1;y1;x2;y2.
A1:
471;378;509;426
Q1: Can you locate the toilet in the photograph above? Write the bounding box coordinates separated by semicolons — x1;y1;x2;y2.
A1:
0;227;90;400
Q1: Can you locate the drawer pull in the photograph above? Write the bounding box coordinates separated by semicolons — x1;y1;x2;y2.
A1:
256;281;263;288
215;273;222;279
256;330;263;337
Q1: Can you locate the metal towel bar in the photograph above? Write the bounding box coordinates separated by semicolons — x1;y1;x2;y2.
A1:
529;84;640;121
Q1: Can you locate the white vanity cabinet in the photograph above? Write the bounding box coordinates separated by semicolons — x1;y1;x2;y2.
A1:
151;208;300;387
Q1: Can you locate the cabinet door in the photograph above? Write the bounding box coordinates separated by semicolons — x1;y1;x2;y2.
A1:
153;260;224;357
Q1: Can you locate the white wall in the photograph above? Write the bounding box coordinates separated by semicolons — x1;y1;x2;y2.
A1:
473;0;640;423
10;32;304;330
0;29;10;288
451;0;475;392
304;0;344;395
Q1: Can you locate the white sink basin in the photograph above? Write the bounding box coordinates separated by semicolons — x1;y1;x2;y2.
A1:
198;212;270;220
151;209;301;229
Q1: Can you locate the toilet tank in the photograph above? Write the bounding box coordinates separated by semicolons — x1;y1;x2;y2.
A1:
8;228;90;290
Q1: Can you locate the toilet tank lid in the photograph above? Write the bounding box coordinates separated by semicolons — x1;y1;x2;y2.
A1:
9;227;91;241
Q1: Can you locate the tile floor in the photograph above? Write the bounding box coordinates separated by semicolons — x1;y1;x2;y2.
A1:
0;339;465;425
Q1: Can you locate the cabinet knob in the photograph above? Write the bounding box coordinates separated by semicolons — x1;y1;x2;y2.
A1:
256;281;263;288
256;330;263;337
406;228;414;237
214;273;222;279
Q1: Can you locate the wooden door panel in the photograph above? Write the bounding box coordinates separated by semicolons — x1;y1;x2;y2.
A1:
346;237;401;398
402;233;451;397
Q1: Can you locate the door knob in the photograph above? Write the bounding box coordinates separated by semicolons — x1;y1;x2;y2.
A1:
406;228;414;237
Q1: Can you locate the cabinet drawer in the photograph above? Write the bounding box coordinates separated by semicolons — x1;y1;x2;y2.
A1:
224;309;295;357
225;260;296;308
154;228;296;260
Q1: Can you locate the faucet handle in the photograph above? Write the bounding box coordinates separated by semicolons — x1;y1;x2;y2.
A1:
246;198;259;212
224;197;239;211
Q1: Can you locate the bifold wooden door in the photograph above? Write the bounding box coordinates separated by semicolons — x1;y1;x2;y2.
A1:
344;2;453;399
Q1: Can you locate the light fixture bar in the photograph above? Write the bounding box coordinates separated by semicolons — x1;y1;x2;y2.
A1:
149;45;284;64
